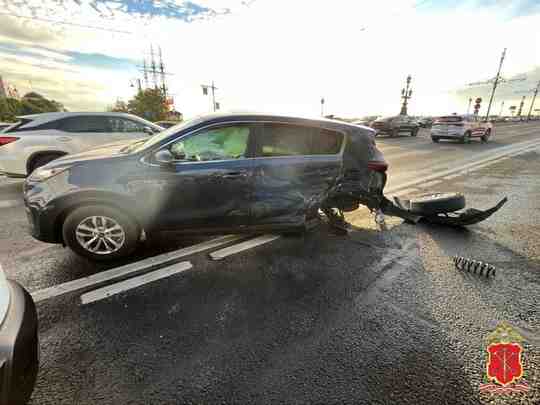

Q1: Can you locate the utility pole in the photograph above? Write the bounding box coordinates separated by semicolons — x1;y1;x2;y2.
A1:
320;97;325;116
484;48;506;121
527;80;540;121
202;81;219;111
467;97;472;115
400;75;413;116
517;95;526;118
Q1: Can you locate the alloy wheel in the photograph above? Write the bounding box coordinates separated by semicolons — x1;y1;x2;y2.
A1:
75;216;126;255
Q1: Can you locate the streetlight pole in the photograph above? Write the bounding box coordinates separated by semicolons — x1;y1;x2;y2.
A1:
320;97;325;117
400;75;413;116
499;100;505;117
484;48;506;121
467;98;472;115
527;80;540;121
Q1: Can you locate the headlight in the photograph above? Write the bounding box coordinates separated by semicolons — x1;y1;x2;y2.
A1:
28;165;71;182
0;265;10;326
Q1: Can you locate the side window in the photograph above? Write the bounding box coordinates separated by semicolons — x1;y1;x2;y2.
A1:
168;125;252;162
60;116;108;133
311;128;343;154
108;118;145;132
259;124;313;157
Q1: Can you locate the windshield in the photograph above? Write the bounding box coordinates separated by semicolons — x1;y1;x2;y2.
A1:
132;115;207;152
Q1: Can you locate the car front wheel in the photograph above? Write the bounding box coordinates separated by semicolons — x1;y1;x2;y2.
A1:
62;205;139;261
411;128;419;136
431;137;439;143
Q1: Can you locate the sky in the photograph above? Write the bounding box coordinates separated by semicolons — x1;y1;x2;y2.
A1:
0;0;539;119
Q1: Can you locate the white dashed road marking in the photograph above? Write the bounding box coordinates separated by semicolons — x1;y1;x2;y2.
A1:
31;234;244;302
80;261;193;305
209;234;281;261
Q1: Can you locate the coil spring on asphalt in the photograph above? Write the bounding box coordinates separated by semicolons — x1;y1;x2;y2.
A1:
453;256;496;277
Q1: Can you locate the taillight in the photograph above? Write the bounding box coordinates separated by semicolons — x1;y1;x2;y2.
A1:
368;160;388;172
0;136;19;146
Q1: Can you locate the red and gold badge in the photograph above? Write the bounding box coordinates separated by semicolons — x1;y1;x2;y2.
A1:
479;322;529;394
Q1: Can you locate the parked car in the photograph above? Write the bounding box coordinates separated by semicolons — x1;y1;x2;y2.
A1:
417;117;433;128
0;112;163;178
0;266;39;405
154;120;181;129
0;123;12;133
431;115;493;143
352;116;379;128
370;115;419;137
23;113;389;261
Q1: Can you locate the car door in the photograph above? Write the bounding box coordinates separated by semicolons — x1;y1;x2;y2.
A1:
57;115;117;151
107;117;150;142
249;122;343;225
140;122;258;230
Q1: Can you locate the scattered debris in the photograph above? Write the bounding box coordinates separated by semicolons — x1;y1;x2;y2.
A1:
453;256;496;277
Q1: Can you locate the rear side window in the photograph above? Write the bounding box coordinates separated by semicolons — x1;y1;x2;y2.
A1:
259;124;343;157
59;116;109;132
108;118;145;132
312;129;343;154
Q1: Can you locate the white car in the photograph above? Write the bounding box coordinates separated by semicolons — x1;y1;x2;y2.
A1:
0;122;12;132
0;112;163;177
430;114;493;143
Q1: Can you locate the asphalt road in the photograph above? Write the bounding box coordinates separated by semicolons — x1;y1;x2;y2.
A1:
1;122;539;404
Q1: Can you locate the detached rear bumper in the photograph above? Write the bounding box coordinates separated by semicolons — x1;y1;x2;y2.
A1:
0;281;39;405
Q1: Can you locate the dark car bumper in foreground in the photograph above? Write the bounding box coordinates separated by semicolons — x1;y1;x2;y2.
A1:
0;281;39;405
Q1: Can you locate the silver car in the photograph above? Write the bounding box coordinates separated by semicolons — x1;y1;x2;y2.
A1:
0;112;163;177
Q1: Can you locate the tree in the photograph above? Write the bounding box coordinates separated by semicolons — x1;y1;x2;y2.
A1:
107;99;129;113
126;88;168;122
0;97;22;122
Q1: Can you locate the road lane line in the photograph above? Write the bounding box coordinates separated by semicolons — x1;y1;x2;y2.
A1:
386;139;540;194
80;261;193;305
209;234;281;261
31;234;245;302
0;200;21;209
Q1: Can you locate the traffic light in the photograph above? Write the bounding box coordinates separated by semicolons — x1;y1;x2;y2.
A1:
474;97;482;115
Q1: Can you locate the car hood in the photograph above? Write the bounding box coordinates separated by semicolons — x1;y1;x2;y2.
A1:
49;140;138;167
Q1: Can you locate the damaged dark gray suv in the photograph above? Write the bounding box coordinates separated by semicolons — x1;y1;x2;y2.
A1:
23;113;388;261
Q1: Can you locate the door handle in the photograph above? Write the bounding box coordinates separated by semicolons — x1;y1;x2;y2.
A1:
57;136;72;142
221;171;248;179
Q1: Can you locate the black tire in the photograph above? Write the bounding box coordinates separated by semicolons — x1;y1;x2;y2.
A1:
461;131;472;144
431;137;440;143
62;205;139;261
411;127;419;137
481;129;491;142
28;153;65;174
409;192;466;215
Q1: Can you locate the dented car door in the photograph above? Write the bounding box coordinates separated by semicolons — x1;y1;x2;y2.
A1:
250;123;344;225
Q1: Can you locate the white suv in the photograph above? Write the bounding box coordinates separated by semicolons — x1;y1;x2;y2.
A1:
0;112;163;177
431;114;493;143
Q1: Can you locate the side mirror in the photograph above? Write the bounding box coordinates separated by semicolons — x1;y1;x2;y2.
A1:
154;149;175;164
143;126;155;135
